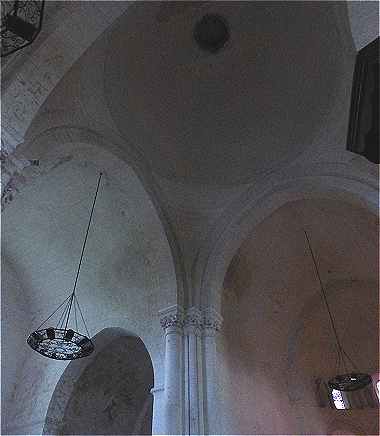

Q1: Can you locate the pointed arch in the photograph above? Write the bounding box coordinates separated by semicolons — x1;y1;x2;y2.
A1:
43;328;154;435
195;163;378;312
2;133;180;434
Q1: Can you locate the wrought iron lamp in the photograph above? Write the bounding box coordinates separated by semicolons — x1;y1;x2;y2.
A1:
27;173;103;360
304;230;372;392
1;1;45;57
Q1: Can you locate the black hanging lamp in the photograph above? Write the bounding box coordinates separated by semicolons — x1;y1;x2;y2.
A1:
1;1;45;57
27;173;103;360
304;230;372;392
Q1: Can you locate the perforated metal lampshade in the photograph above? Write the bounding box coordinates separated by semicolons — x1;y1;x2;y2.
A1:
27;293;94;360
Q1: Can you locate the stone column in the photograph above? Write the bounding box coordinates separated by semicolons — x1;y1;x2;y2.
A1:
184;307;203;435
150;385;164;435
159;305;184;435
202;308;223;435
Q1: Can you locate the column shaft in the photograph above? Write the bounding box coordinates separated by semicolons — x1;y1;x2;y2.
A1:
159;306;184;435
203;309;223;435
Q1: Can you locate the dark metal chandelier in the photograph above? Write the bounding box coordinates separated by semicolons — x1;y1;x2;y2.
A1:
304;231;372;392
27;173;103;360
1;1;45;57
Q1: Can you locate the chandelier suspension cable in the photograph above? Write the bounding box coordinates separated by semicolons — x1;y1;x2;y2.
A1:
63;172;103;333
27;172;103;360
303;230;358;373
302;227;371;391
75;294;91;339
35;294;72;331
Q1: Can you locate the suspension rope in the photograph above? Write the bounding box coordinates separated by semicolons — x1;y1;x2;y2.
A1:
56;296;71;329
63;293;75;333
74;292;78;332
75;295;91;340
71;172;102;296
35;294;71;330
61;172;102;334
303;230;357;373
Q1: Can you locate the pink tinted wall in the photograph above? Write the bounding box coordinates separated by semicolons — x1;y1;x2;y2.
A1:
217;199;378;435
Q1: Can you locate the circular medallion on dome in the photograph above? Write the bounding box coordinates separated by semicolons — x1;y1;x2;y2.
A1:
194;14;229;53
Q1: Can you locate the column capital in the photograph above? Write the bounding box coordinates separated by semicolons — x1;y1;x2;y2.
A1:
203;308;223;334
184;307;203;335
159;305;184;331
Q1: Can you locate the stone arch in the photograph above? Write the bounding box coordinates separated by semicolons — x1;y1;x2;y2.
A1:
12;126;185;306
2;138;178;434
43;327;154;435
197;166;378;311
215;197;378;434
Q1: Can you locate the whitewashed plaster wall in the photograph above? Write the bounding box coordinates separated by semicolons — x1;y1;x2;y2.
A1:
0;259;33;427
1;146;178;434
214;199;378;435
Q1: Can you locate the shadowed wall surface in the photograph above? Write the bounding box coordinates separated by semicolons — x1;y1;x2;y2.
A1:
1;153;177;435
217;199;378;435
44;335;154;435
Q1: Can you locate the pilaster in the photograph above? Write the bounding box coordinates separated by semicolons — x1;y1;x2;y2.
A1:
184;307;203;435
202;308;223;436
159;305;184;435
158;305;223;435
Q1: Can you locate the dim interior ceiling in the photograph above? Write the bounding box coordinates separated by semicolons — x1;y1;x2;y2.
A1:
7;1;374;312
3;2;377;307
104;2;346;185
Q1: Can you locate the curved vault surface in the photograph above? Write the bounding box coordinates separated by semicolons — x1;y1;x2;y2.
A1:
106;1;347;185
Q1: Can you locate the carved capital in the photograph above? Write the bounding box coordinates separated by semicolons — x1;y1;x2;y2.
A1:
159;305;184;330
184;307;203;334
158;306;223;335
203;308;223;333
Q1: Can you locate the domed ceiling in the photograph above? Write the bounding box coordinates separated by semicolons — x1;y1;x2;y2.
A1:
105;2;346;185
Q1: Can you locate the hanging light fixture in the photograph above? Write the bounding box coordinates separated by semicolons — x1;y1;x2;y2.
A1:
1;1;45;57
27;173;103;360
304;230;372;392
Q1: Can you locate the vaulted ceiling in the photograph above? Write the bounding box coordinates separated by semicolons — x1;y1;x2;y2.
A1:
2;1;379;307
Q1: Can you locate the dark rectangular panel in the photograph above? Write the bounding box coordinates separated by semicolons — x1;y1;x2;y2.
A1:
347;37;379;164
